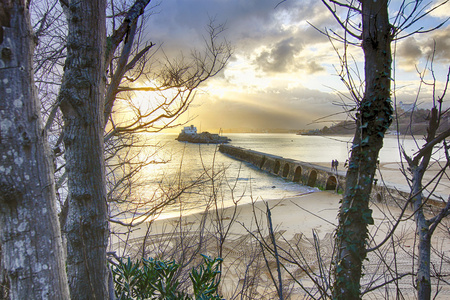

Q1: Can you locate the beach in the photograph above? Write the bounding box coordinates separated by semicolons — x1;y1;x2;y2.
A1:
110;161;450;299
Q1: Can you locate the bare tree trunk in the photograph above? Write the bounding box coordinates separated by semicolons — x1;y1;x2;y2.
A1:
58;0;109;298
416;211;431;300
411;131;433;300
404;102;450;299
0;1;70;298
333;1;393;299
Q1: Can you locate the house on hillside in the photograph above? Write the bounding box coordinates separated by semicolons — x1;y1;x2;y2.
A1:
398;101;416;112
176;125;230;143
181;125;197;135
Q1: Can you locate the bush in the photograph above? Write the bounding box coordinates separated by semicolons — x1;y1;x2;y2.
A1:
111;254;223;300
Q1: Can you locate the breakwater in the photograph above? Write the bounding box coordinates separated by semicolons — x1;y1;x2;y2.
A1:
218;144;440;210
219;144;345;192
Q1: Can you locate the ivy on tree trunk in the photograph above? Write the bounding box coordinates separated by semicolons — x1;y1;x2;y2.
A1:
332;1;393;299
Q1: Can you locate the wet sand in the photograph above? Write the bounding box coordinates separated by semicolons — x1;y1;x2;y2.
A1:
110;163;450;299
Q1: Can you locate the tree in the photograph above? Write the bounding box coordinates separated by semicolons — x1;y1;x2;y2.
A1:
2;0;227;297
0;1;70;298
323;2;393;298
57;0;109;298
320;0;448;298
401;60;450;299
13;0;229;297
54;0;230;297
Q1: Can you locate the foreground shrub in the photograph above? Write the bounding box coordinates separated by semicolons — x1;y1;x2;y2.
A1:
111;254;223;299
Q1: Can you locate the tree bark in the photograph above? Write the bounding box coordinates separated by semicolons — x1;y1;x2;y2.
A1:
0;1;70;298
333;1;393;299
58;0;109;298
416;209;431;300
409;107;439;300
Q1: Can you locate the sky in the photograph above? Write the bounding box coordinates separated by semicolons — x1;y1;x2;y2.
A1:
140;0;450;132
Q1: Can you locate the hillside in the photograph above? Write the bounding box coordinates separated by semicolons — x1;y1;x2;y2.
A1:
302;108;450;136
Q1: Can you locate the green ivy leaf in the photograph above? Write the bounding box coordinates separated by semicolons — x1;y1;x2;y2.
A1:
362;209;374;225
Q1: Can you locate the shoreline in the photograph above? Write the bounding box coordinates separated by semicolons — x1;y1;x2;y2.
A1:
109;159;450;299
110;190;450;298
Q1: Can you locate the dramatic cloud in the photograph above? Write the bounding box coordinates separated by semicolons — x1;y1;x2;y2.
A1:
255;37;301;73
397;37;423;71
185;84;347;132
397;26;450;72
427;26;450;62
305;60;325;74
138;0;450;132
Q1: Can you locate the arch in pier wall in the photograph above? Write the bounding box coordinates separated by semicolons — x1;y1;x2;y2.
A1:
282;163;290;177
259;156;266;169
293;166;302;183
307;170;317;187
325;176;337;190
376;193;383;203
274;161;281;175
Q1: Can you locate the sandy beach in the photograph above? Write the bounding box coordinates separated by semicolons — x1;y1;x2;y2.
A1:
110;162;450;299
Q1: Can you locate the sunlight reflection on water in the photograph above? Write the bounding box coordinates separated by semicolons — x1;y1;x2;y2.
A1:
113;133;441;221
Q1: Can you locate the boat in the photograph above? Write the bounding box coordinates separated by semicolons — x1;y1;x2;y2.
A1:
176;125;231;144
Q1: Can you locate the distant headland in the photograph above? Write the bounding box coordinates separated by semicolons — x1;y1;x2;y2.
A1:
301;107;450;136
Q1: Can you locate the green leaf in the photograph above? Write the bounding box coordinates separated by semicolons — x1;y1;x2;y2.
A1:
362;209;374;225
361;136;369;145
110;255;223;299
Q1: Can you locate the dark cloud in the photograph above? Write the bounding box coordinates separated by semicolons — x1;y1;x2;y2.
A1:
253;38;327;75
139;0;449;132
305;60;325;74
255;37;301;73
427;27;450;62
397;27;450;70
300;25;330;45
146;1;283;43
397;37;423;70
145;0;328;57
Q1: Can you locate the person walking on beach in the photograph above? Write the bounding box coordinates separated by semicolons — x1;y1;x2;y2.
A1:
335;160;339;172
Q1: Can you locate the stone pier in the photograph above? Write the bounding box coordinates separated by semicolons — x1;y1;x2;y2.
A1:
219;144;345;192
219;144;443;210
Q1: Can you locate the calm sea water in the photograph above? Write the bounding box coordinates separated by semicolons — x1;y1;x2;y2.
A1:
116;133;433;220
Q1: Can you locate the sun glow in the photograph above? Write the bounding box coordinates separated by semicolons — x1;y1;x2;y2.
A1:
110;79;190;131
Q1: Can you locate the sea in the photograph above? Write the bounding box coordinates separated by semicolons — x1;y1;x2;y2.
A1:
111;133;434;221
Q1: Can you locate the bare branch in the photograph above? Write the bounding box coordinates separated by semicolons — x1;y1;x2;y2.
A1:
320;0;362;40
105;0;152;67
